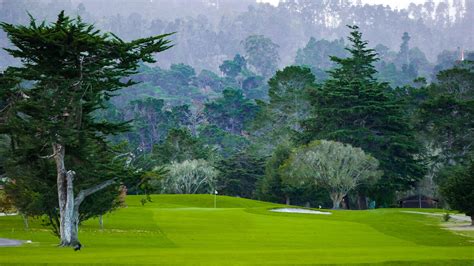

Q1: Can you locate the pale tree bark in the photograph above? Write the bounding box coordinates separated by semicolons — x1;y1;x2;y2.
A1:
330;192;345;209
21;213;29;230
53;143;70;246
70;178;117;247
52;143;116;248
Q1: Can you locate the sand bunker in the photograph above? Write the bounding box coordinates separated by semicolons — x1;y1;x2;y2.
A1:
0;238;23;247
270;208;332;215
401;211;471;222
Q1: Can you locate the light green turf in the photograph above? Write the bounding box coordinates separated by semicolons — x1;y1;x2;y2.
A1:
0;194;473;265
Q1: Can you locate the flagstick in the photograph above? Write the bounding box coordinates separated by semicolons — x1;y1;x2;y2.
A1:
214;190;218;208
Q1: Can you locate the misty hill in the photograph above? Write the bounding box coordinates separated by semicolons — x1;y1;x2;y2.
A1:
0;0;473;72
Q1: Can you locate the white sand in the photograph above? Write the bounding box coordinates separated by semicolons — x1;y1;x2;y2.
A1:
270;208;332;215
0;238;23;247
0;213;18;216
401;211;471;222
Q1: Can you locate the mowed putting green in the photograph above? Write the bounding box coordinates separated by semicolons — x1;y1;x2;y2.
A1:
0;195;473;265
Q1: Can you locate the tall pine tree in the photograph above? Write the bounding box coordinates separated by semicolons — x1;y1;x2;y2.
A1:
300;25;424;207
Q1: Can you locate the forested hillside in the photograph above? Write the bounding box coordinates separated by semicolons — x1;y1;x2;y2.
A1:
1;0;473;71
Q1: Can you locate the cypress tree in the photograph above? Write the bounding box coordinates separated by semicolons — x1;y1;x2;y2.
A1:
0;12;172;248
300;25;424;206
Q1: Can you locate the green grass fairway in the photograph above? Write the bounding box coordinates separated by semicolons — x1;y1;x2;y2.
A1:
0;195;473;265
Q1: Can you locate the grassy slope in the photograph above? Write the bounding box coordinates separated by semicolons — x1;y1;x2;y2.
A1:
0;194;472;265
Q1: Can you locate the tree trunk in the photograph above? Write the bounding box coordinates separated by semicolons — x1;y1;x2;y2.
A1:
53;143;66;241
53;142;116;249
53;143;76;247
357;193;368;210
285;195;290;205
21;213;29;230
69;204;80;248
59;169;77;247
342;195;350;209
99;215;104;230
330;192;345;209
471;215;474;226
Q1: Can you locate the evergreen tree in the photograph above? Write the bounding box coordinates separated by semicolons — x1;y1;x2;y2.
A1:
198;124;249;158
294;37;347;80
300;25;424;206
242;35;279;78
416;61;474;177
439;161;474;225
216;150;265;198
397;32;411;67
126;97;169;151
204;88;259;135
0;12;172;248
152;128;212;165
219;54;246;78
257;141;296;205
251;66;314;155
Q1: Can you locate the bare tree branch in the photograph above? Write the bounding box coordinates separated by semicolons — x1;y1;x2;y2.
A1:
74;178;117;206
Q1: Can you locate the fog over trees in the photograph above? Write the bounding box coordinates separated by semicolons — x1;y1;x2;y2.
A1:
0;0;473;72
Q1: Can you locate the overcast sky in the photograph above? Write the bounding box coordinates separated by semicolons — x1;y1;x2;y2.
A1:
258;0;443;9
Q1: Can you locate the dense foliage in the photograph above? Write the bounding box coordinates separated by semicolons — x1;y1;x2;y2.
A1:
282;140;381;209
163;159;218;194
439;162;474;225
300;26;425;206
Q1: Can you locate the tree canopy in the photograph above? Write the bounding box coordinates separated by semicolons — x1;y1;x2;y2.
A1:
300;25;424;206
282;140;381;209
0;11;172;248
439;161;474;225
